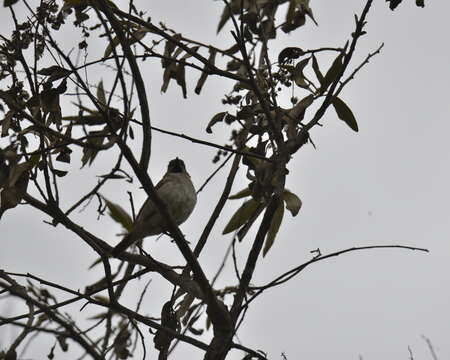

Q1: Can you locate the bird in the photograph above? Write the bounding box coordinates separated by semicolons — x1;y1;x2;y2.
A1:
111;158;197;256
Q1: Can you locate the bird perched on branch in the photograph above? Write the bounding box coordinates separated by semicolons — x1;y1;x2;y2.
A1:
111;158;196;256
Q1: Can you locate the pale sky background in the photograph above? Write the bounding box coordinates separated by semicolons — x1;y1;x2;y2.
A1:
1;1;450;359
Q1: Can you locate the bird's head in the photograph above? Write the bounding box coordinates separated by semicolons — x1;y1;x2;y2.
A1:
167;157;187;173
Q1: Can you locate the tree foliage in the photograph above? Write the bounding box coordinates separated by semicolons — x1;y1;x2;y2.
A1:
0;0;427;359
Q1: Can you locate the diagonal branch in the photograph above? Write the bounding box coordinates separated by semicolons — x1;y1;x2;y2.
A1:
96;0;152;172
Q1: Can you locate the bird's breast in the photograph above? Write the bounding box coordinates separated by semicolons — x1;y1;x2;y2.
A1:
162;174;197;225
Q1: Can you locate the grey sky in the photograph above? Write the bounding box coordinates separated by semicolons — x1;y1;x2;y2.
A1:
1;1;449;359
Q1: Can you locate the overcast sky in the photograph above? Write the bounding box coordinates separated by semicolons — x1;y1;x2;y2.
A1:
1;1;450;359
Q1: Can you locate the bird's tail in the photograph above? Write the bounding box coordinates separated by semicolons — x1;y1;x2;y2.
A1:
111;231;141;257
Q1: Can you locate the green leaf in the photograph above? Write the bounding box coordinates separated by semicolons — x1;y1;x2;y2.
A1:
332;97;358;132
102;196;133;231
3;0;19;6
285;0;296;24
9;154;40;186
319;52;343;94
311;54;324;85
97;80;106;107
293;57;310;88
228;187;252;200
282;190;302;216
37;66;71;82
263;202;284;257
223;199;259;234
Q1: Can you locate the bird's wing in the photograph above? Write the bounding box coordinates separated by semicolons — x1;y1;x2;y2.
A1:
134;174;170;222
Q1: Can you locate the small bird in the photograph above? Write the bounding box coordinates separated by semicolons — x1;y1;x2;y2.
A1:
111;158;196;256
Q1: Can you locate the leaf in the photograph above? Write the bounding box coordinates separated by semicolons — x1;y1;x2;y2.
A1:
319;52;343;94
92;295;110;305
87;312;108;320
311;54;323;84
288;94;314;121
0;166;29;218
56;335;69;352
195;48;217;95
282;190;302;216
160;62;177;94
332;97;358;132
51;168;68;177
206;112;226;134
102;196;133;231
282;9;306;33
262;202;284;257
386;0;403;10
223;199;260;234
217;5;231;33
3;0;19;6
278;47;303;64
285;0;296;24
88;257;103;270
228;187;252;200
293;58;310;88
1;111;14;137
9;155;39;186
302;0;318;26
96;80;106;107
37;66;71;82
175;64;187;98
